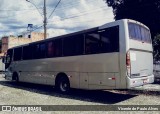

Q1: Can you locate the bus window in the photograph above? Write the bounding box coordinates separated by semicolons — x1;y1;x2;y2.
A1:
5;49;13;69
85;31;100;54
47;41;54;58
128;22;151;43
141;27;151;43
32;44;39;59
23;45;32;60
85;26;119;54
39;43;46;58
100;26;119;53
13;47;22;61
63;34;84;56
47;39;62;57
32;43;46;59
54;39;62;57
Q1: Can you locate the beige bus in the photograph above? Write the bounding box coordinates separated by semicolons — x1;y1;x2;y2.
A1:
4;19;154;92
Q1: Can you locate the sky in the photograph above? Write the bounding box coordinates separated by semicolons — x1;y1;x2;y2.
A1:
0;0;114;38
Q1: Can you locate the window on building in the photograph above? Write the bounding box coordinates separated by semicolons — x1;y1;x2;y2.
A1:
28;35;31;38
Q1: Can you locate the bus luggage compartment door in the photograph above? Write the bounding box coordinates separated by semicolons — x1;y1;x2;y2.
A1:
88;73;116;90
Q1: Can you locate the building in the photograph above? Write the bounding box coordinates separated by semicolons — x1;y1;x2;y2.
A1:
1;32;47;54
0;32;49;71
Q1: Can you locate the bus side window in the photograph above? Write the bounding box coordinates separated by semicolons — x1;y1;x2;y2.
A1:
39;43;46;58
63;34;84;56
85;31;101;54
14;47;22;61
32;44;39;59
54;39;62;57
23;45;32;60
32;43;46;59
47;41;54;58
100;26;119;53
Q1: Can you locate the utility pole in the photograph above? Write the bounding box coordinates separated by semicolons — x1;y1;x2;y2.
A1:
43;0;47;39
26;0;47;39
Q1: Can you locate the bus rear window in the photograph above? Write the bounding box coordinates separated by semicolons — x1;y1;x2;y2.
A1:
128;22;151;43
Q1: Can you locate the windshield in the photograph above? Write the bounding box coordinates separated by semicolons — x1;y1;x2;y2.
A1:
128;22;151;43
5;49;13;69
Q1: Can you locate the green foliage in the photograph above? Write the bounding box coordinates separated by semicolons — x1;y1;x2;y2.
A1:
153;34;160;61
105;0;160;37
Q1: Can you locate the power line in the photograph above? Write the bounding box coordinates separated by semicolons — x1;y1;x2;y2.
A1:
47;0;102;10
0;8;42;12
60;7;110;20
26;0;44;18
46;1;107;16
1;0;111;37
47;5;109;18
47;17;113;27
47;1;80;10
47;7;111;23
48;0;62;19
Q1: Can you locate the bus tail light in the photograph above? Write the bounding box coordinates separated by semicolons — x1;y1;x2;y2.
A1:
126;51;131;76
108;77;116;80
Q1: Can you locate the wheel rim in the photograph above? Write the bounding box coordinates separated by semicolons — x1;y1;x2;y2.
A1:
60;80;69;92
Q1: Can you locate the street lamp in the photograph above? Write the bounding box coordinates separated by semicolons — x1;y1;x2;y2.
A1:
26;0;47;39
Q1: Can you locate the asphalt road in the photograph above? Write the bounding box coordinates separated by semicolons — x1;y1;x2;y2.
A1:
0;74;160;114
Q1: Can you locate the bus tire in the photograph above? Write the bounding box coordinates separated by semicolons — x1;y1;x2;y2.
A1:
56;75;70;93
12;72;19;83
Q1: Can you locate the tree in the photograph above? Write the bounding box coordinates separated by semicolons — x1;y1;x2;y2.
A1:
105;0;160;37
153;34;160;61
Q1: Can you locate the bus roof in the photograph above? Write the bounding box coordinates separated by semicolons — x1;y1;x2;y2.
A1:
8;19;149;50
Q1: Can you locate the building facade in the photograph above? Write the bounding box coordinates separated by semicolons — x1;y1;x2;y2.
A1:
1;32;46;55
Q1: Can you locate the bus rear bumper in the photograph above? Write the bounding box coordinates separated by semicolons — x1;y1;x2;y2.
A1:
127;74;154;88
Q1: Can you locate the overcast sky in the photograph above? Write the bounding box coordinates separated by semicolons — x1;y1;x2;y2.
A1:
0;0;114;38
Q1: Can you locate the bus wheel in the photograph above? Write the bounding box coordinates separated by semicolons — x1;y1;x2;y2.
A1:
56;76;70;93
13;72;19;83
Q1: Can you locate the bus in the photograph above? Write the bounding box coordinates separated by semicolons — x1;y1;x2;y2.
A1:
4;19;154;92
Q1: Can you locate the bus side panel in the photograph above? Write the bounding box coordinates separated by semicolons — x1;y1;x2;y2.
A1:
79;53;119;90
99;20;127;89
88;73;116;89
117;20;128;89
65;72;80;89
79;73;88;89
